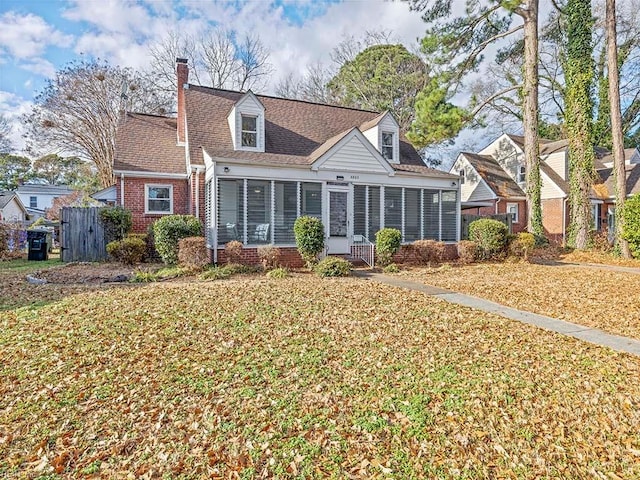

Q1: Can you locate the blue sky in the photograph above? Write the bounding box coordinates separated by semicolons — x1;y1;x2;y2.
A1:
0;0;428;152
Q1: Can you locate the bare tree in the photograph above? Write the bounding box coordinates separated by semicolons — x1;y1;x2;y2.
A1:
24;60;173;188
0;114;12;153
607;0;632;257
147;29;272;96
275;62;333;103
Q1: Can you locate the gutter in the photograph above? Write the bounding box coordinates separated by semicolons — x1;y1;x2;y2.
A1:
120;173;125;206
495;197;501;214
562;197;569;246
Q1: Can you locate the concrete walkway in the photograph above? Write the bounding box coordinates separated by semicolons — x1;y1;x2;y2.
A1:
354;271;640;357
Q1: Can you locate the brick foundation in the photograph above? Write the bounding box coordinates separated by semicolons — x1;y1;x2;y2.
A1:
216;246;305;268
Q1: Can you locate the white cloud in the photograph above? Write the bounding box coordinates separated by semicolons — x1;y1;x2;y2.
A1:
0;90;34;153
0;12;73;59
20;58;57;78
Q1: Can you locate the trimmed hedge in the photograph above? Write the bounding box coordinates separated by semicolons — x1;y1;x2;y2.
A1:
413;239;447;265
106;235;146;265
153;215;203;264
468;218;508;260
294;216;325;268
257;244;281;270
375;228;402;266
314;256;352;277
509;232;536;260
178;236;210;269
457;240;477;264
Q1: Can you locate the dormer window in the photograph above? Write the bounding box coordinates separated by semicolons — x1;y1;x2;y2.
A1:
381;132;394;161
241;115;257;148
518;165;526;183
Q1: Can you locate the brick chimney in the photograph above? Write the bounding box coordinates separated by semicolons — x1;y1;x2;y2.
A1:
176;57;189;144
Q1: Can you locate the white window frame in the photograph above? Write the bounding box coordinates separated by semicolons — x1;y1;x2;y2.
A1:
381;131;394;161
459;169;465;185
29;196;37;208
145;184;173;214
518;165;526;183
240;114;258;148
507;202;519;223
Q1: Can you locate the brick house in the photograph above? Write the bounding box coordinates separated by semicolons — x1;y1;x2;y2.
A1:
450;133;640;244
114;58;461;266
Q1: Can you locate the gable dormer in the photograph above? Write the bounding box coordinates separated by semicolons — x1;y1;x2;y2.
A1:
227;90;265;152
361;111;400;164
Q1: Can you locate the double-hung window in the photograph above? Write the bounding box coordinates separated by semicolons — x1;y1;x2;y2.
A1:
381;132;394;161
30;196;37;208
518;165;526;183
507;202;518;223
145;185;173;214
241;115;257;148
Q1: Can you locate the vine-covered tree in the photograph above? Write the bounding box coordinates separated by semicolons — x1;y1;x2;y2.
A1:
607;0;632;257
563;0;596;249
24;60;173;189
407;0;543;235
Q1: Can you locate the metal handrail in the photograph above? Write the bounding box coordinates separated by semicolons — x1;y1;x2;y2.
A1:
351;234;375;268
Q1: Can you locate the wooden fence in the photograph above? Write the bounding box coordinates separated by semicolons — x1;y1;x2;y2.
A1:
60;207;108;262
460;213;513;240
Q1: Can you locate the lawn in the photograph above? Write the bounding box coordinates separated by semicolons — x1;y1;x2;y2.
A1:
399;261;640;341
1;270;640;479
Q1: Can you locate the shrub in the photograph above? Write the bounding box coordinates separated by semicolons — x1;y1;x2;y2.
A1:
257;244;281;270
199;263;257;281
588;230;612;253
178;236;210;269
383;263;400;273
468;219;508;260
375;228;402;266
267;267;289;278
294;216;325;268
413;240;447;266
106;235;147;265
153;215;202;264
0;224;8;257
314;256;351;277
130;270;157;283
457;240;478;264
225;240;244;264
99;206;132;242
509;232;536;260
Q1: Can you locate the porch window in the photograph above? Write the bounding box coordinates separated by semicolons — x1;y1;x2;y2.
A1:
423;190;440;240
384;187;402;232
404;188;421;242
145;184;173;214
217;179;244;244
441;191;458;241
274;181;297;244
241;115;257;148
247;180;271;244
301;182;322;218
353;185;367;238
368;186;381;241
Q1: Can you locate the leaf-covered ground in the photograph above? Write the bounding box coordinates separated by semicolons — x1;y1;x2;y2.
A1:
2;274;640;479
400;262;640;340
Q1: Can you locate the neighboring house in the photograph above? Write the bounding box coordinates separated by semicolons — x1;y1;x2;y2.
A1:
114;58;460;265
16;184;77;222
451;133;640;244
0;191;28;223
91;185;117;205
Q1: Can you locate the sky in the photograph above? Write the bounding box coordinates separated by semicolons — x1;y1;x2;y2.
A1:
0;0;431;153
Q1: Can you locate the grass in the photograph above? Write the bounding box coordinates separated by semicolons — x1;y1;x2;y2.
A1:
1;275;640;478
0;257;62;273
400;261;640;340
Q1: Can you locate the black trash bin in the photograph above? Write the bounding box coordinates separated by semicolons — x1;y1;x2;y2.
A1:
27;229;49;261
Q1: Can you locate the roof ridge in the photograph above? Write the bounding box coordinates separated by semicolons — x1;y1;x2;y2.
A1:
187;84;381;114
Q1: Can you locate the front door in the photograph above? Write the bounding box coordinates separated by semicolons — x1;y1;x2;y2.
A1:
327;187;349;254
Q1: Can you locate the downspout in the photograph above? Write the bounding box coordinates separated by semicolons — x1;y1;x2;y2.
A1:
194;167;201;219
120;173;125;206
495;197;501;214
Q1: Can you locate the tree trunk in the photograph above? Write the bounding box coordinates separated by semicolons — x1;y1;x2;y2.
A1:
606;0;632;257
521;0;543;236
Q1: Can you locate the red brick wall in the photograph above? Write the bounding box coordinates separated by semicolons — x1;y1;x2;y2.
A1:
541;198;567;244
217;246;305;268
117;177;190;233
189;170;206;225
461;198;527;233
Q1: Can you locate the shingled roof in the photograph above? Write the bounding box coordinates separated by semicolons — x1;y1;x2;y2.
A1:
184;85;425;167
114;113;186;175
461;152;525;197
598;164;640;198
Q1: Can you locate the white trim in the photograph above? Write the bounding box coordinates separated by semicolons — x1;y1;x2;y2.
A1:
114;170;188;179
144;184;174;215
457;153;498;200
311;128;395;175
